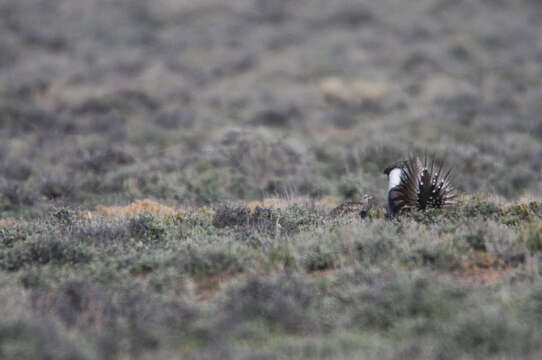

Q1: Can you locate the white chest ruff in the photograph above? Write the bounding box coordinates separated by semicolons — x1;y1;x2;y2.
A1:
387;168;402;190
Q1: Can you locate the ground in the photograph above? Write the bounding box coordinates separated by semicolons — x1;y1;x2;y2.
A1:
1;0;542;359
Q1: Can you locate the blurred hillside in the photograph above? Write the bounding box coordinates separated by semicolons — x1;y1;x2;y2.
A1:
1;0;542;215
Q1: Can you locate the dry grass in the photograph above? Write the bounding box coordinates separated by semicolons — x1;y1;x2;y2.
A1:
94;197;324;220
319;76;389;103
244;196;315;213
0;218;19;228
243;195;343;213
96;199;181;218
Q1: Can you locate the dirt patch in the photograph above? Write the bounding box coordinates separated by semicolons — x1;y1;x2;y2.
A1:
447;252;523;285
449;266;514;286
194;273;246;302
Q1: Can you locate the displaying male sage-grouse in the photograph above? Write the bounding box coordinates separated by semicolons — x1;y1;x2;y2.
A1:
384;155;456;217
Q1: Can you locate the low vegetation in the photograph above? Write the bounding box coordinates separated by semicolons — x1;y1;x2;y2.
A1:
1;197;542;358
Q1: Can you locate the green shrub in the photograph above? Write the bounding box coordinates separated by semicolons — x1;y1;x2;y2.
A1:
519;224;542;253
129;214;166;243
220;275;321;334
304;244;338;272
0;320;88;360
414;244;462;271
173;244;250;277
460;200;502;220
268;244;295;269
0;236;92;271
0;224;34;248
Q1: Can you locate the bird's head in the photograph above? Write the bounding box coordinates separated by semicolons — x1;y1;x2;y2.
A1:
383;160;407;176
358;193;375;219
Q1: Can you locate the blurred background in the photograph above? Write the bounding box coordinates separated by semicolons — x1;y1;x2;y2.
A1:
1;0;542;214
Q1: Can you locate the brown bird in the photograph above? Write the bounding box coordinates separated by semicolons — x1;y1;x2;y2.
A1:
384;155;456;217
329;193;375;219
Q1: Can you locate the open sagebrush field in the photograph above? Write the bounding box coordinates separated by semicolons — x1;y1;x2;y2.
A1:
1;0;542;358
1;198;542;359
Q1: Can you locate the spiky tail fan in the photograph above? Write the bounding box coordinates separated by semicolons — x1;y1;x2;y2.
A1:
391;156;457;213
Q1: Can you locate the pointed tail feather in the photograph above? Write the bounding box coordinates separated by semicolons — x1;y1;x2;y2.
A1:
385;155;457;216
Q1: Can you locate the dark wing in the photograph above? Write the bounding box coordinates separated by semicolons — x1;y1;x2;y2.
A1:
388;187;407;215
394;156;420;209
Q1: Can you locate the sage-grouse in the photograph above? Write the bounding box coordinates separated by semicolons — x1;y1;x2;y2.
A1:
329;194;374;219
384;156;456;217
